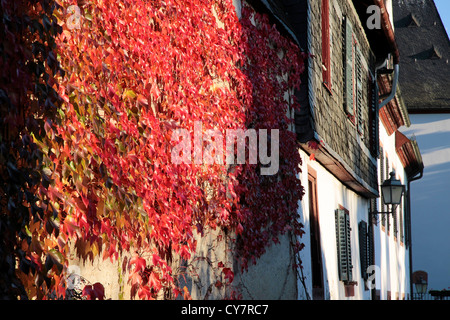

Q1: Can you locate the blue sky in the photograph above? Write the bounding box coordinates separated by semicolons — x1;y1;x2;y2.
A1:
435;0;450;35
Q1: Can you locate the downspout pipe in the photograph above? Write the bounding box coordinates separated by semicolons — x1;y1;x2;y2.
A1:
379;64;399;109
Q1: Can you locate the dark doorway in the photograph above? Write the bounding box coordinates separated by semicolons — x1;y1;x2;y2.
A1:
308;167;324;300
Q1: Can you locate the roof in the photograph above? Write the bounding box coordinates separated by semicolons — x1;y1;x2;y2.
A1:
395;130;424;178
393;0;450;113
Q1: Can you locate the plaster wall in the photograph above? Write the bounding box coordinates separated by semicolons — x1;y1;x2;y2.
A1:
297;148;371;300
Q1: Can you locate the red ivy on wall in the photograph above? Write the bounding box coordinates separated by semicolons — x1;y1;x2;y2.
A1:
1;0;306;299
0;0;63;299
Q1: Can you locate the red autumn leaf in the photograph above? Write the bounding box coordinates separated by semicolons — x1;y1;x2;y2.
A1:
130;254;146;274
82;282;105;300
138;285;152;300
93;282;105;300
150;85;160;100
148;272;161;292
129;271;142;286
236;223;244;235
137;94;148;106
82;285;94;300
223;268;234;283
152;254;161;266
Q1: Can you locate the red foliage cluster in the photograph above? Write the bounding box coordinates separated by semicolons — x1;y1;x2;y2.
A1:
0;0;63;299
234;5;306;270
1;0;306;299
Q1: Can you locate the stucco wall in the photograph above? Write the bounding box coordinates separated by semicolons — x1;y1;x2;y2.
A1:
375;123;410;300
297;148;372;300
234;233;297;300
66;243;131;300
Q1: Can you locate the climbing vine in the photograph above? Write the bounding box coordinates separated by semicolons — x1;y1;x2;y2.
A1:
1;0;306;299
0;0;63;299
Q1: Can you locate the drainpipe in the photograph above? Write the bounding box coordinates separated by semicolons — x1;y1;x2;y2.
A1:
379;64;399;108
407;168;424;300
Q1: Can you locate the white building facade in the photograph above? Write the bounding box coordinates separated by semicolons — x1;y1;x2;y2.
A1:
294;0;424;300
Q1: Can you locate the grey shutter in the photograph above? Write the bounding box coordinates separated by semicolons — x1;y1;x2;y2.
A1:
368;220;375;267
359;221;368;281
399;198;404;242
368;75;379;157
336;209;353;282
367;220;375;289
355;45;364;132
344;17;354;116
393;204;398;237
381;153;388;227
384;156;389;228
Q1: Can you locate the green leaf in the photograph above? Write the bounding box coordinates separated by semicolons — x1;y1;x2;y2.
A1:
124;89;136;99
69;160;76;172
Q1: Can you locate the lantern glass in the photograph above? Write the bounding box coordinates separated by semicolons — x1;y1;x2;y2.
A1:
381;172;405;205
415;282;428;295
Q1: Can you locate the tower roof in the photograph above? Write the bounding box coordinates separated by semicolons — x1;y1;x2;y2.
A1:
393;0;450;113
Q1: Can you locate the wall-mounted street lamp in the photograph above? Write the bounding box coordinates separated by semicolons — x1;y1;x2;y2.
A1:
415;277;428;300
370;171;405;216
413;271;428;300
381;172;405;206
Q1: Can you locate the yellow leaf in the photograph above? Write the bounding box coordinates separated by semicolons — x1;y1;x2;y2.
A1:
124;89;136;99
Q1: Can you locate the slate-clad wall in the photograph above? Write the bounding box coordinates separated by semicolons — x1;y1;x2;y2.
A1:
307;0;377;192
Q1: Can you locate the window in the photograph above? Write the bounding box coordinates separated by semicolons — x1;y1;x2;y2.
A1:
393;200;398;238
343;16;366;135
358;221;368;281
335;207;353;283
355;46;364;134
385;156;390;231
380;155;390;228
380;150;390;228
399;197;404;243
359;220;374;290
394;188;405;242
343;16;354;117
322;0;331;92
368;73;378;157
367;219;375;289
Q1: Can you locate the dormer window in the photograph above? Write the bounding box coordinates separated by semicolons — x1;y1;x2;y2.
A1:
407;13;420;27
429;45;442;59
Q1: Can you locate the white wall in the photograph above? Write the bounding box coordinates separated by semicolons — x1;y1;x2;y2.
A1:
377;123;410;299
297;127;413;300
401;113;450;292
297;148;371;300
